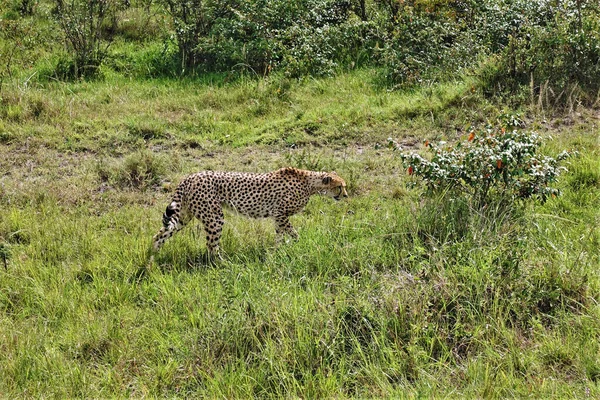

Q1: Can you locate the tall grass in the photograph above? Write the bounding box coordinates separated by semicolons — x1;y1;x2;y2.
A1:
0;72;599;397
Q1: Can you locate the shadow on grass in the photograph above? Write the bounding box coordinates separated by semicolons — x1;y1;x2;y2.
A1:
131;241;270;280
152;249;215;273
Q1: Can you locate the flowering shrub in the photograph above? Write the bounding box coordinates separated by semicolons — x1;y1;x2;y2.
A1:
389;125;574;206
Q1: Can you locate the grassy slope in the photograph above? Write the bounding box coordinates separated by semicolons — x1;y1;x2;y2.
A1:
0;70;599;397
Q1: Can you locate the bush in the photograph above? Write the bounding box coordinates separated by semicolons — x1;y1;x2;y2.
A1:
52;0;121;78
378;5;471;86
23;0;600;96
479;0;600;106
159;0;212;71
158;0;375;76
389;120;575;208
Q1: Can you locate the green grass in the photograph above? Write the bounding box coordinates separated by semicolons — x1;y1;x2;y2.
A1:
0;70;487;150
0;69;599;397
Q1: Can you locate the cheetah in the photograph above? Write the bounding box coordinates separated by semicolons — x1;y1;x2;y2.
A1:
152;167;348;256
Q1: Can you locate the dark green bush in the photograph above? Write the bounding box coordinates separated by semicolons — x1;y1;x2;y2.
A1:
22;0;599;101
479;0;600;105
379;10;469;86
52;0;122;79
158;0;376;76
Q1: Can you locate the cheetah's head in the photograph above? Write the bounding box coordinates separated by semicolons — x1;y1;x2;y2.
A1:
319;172;348;201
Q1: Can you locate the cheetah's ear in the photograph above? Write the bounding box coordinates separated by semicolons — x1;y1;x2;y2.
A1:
322;176;332;184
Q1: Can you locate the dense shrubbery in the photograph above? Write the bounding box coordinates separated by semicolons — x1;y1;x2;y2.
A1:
2;0;599;103
159;0;375;76
379;0;600;96
480;0;600;106
163;0;600;103
377;1;480;86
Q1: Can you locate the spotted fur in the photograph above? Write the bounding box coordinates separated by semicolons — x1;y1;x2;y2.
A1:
152;167;348;255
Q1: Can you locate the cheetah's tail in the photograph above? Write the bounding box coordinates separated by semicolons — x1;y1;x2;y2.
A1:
162;201;177;228
162;190;183;229
153;193;183;252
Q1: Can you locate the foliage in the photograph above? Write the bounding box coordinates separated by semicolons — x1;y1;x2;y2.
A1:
98;0;600;99
0;9;50;85
52;0;121;78
2;0;597;105
377;1;478;86
159;0;211;71
156;0;375;76
1;0;37;17
389;121;574;207
480;0;600;105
